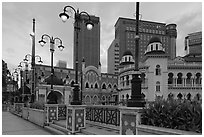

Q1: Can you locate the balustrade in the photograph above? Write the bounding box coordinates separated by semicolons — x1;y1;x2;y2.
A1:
86;105;120;126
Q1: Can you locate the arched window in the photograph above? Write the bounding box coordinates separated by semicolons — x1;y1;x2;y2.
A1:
122;77;124;87
128;56;131;61
126;75;129;86
126;94;129;99
71;81;75;87
177;73;183;84
168;73;174;84
156;81;160;92
94;83;98;89
155;65;161;75
93;95;98;104
196;93;201;101
91;84;93;88
151;44;153;51
186;93;191;100
85;95;91;104
113;84;117;89
195;73;201;84
85;82;89;88
108;84;112;89
168;93;174;99
102;83;106;89
156;44;158;50
177;93;183;99
186;73;192;85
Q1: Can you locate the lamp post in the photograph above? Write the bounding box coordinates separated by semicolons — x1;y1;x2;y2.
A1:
59;5;94;105
127;2;145;107
39;34;64;104
18;61;27;103
13;68;20;102
24;54;43;84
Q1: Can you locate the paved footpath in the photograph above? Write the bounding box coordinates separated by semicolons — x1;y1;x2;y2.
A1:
2;111;52;135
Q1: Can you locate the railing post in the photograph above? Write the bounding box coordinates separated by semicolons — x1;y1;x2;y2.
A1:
120;107;143;135
45;104;58;124
66;105;86;134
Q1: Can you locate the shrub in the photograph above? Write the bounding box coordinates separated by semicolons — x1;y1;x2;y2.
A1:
141;98;202;133
30;101;45;110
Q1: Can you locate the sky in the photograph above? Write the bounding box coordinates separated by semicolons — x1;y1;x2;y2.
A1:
2;1;202;73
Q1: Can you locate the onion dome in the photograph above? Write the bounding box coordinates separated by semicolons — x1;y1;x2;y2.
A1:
145;37;165;55
120;50;134;65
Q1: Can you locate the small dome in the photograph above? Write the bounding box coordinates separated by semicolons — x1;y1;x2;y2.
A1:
145;37;165;55
123;50;133;56
148;37;161;45
45;75;64;85
120;50;134;66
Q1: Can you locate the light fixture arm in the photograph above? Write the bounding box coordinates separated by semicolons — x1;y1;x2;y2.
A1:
63;5;77;14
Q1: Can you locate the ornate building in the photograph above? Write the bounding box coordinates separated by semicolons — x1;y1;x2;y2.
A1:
33;60;118;105
118;37;202;103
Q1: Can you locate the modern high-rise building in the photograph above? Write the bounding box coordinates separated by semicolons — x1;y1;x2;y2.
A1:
107;17;177;74
107;39;119;74
184;31;202;55
74;15;100;71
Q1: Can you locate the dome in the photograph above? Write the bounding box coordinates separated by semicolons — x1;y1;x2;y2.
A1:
148;37;162;45
122;50;133;56
45;75;64;85
145;37;165;55
120;50;134;66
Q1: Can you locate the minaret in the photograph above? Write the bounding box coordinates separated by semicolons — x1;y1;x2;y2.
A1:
166;24;177;60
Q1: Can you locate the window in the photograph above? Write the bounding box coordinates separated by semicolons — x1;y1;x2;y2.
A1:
94;83;98;88
156;81;160;92
126;75;129;86
151;45;153;51
85;82;89;88
168;73;174;84
102;83;106;89
195;73;201;84
156;44;158;50
155;65;161;75
108;84;112;89
186;73;192;85
177;73;183;84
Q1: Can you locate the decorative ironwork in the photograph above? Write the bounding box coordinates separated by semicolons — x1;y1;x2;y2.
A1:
86;106;120;126
58;105;66;120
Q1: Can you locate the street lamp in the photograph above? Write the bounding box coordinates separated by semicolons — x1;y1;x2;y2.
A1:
18;61;27;103
59;5;94;105
24;54;43;64
39;34;64;104
127;2;145;107
23;54;43;85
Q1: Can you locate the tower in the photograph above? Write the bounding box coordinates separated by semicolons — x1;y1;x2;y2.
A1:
108;17;177;75
74;15;100;71
144;37;168;101
166;24;177;60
